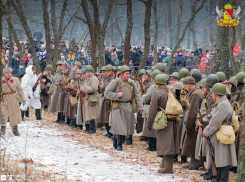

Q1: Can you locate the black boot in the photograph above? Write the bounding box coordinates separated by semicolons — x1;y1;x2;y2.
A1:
66;117;71;125
105;123;112;138
145;137;156;151
181;155;187;163
58;113;65;124
203;169;217;180
117;134;122;150
25;107;29;117
173;154;178;163
125;135;133;145
36;109;42;120
84;124;90;133
140;136;148;141
112;135;117;149
88;120;96;134
21;110;25;121
77;125;83;130
55;112;61;123
70;119;77;128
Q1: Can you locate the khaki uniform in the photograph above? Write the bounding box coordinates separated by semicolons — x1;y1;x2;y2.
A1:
182;86;204;156
76;78;86;125
1;77;25;127
105;76;143;136
40;82;51;107
146;84;179;157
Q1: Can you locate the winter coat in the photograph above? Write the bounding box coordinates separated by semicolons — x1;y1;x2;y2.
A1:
182;86;204;156
117;51;123;61
105;53;112;65
204;96;237;167
112;59;119;66
83;74;100;121
1;76;25;127
40;82;50;107
132;52;140;66
146;84;179;157
49;70;62;113
142;84;157;138
105;76;143;136
12;59;20;75
230;85;245;112
76;78;86;125
162;55;170;65
186;57;196;71
98;74;115;124
175;55;185;67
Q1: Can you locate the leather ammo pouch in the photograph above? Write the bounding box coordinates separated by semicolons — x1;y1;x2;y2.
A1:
112;79;122;109
70;96;78;106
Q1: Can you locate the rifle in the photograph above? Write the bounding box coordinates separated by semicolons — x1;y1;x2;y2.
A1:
196;103;217;176
134;71;145;95
33;72;44;90
79;80;83;122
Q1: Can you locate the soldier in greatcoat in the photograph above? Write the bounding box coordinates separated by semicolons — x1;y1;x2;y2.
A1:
201;83;237;182
105;66;143;150
146;74;179;174
79;65;100;134
50;61;63;122
1;67;25;136
181;76;204;169
98;64;115;138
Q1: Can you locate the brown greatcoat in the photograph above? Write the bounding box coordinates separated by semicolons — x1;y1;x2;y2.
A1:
105;76;143;136
146;84;179;157
1;76;26;127
204;96;237;168
40;82;51;107
98;74;115;124
83;74;100;122
49;70;62;113
56;72;71;113
195;90;215;160
182;86;204;156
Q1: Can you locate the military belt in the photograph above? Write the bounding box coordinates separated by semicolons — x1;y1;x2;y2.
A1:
2;91;16;95
117;100;132;103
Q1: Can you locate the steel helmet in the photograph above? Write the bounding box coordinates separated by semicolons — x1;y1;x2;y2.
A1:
151;70;161;79
206;74;219;87
155;63;165;72
170;72;179;79
119;66;131;74
179;68;190;78
211;83;226;95
105;64;114;71
228;76;236;86
138;69;146;76
85;65;94;72
216;72;226;82
100;66;106;72
56;61;63;66
46;64;53;71
154;74;167;84
235;72;245;83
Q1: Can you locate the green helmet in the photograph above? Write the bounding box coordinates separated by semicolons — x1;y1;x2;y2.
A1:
105;64;114;71
85;65;94;72
117;66;121;70
202;74;207;79
155;63;165;72
151;70;161;79
206;74;219;87
146;70;151;76
228;76;236;86
170;72;179;79
46;64;53;71
154;74;167;84
74;61;82;68
100;66;106;72
235;72;245;83
138;69;146;76
151;66;155;71
190;69;201;75
120;66;131;74
56;61;63;66
162;73;170;80
75;70;82;74
211;83;226;95
199;78;207;88
216;72;226;82
179;68;190;78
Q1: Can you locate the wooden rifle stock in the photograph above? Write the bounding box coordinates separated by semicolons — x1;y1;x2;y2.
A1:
197;106;217;176
33;72;44;90
134;71;145;95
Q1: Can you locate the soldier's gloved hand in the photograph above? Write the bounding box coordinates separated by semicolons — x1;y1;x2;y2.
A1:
22;101;26;106
32;88;36;92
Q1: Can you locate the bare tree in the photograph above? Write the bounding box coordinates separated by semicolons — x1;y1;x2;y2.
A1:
124;0;133;66
166;0;207;73
190;0;198;50
0;0;2;95
138;0;153;69
176;0;183;45
167;0;173;48
10;0;41;73
153;0;158;65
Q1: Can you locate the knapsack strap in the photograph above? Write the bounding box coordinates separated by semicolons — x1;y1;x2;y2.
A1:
123;81;135;100
173;83;181;89
4;80;14;92
158;106;165;113
115;78;122;92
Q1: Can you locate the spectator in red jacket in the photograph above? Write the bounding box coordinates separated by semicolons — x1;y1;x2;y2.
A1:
233;43;240;53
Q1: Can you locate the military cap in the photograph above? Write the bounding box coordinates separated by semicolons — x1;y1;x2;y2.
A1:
183;76;195;84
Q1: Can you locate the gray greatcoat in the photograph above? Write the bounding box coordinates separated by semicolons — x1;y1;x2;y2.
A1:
142;84;157;138
105;76;143;136
76;78;86;125
82;74;100;122
49;70;62;113
146;84;179;157
182;86;204;156
204;95;237;168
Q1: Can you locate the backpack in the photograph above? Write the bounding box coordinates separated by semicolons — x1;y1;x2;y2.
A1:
165;85;183;115
227;101;240;132
173;83;188;107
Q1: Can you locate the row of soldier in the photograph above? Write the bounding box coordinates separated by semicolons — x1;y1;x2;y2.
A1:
1;62;242;182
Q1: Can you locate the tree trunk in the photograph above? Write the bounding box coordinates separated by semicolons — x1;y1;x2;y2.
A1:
187;27;191;48
10;0;40;73
176;0;183;45
124;0;133;66
139;0;152;69
42;0;52;65
166;0;207;73
209;0;214;49
97;34;105;69
153;0;158;65
240;32;245;72
167;0;173;48
229;26;238;75
0;0;2;97
190;0;198;50
212;0;229;78
8;33;13;66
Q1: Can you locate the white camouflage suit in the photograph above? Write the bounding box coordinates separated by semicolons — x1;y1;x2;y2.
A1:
20;65;41;111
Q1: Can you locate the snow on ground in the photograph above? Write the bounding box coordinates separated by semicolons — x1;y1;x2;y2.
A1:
0;119;188;182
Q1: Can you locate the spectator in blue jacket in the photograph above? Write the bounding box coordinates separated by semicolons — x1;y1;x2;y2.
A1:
12;56;20;76
175;51;185;70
